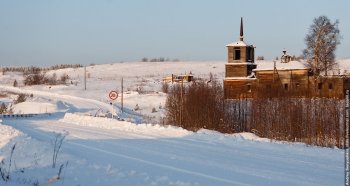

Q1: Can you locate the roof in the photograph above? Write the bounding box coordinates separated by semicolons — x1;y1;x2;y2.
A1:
226;41;252;47
225;77;256;80
254;60;309;71
335;59;350;75
226;63;257;65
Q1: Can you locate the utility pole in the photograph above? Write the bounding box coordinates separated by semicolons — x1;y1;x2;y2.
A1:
84;66;87;90
180;78;183;127
121;77;124;113
110;102;114;119
273;60;276;83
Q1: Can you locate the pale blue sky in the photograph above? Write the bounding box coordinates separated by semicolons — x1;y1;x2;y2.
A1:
0;0;349;66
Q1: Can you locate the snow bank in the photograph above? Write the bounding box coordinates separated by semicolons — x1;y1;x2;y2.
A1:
60;113;191;138
0;123;72;185
0;123;55;167
12;101;58;114
195;129;270;144
0;123;22;149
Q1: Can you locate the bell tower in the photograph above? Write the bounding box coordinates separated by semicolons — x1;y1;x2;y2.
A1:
225;17;256;77
224;17;257;99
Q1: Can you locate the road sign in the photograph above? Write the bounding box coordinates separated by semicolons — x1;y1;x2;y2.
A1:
109;91;118;100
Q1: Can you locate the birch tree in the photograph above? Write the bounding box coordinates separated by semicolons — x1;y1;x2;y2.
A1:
303;16;341;76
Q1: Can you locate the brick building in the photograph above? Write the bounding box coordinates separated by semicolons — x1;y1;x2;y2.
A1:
224;18;349;99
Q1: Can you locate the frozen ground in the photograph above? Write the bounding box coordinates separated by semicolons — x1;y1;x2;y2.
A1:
0;60;347;185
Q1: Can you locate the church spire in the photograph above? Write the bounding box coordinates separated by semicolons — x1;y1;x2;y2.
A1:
240;17;244;41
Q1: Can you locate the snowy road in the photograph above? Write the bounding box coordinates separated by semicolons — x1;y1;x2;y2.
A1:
0;85;111;112
2;115;344;186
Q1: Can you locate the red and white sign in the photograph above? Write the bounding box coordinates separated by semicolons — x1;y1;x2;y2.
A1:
109;91;118;100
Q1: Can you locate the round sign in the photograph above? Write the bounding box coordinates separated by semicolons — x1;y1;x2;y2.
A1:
109;91;118;100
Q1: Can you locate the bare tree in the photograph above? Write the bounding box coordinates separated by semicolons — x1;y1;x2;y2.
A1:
303;15;341;76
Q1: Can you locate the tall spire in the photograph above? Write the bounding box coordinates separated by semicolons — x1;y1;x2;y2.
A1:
240;17;244;41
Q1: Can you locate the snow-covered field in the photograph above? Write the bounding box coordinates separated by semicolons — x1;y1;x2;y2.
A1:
0;60;347;185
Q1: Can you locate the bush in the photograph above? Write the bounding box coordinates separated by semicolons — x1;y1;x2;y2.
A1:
15;94;26;104
165;80;224;131
13;80;18;87
165;79;344;148
23;69;69;86
0;103;7;114
151;107;157;113
247;97;343;148
161;82;169;93
60;74;69;84
257;56;265;60
134;104;140;111
23;70;46;86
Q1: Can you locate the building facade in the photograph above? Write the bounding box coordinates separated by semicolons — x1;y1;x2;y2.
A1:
224;18;349;99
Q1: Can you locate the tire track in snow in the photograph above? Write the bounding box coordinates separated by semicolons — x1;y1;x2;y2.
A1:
35;119;331;171
30;120;334;185
33;122;251;176
0;85;153;123
0;85;110;111
67;141;249;186
10;122;249;186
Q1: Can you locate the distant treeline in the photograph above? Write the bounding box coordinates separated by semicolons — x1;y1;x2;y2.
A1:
1;64;82;73
165;79;345;148
141;57;180;62
1;65;73;86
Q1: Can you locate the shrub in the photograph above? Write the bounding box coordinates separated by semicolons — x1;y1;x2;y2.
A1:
165;78;344;148
161;82;169;93
15;94;26;104
24;71;46;86
165;80;224;131
257;56;265;60
13;80;18;87
0;103;7;114
134;104;140;111
151;107;157;113
60;74;69;84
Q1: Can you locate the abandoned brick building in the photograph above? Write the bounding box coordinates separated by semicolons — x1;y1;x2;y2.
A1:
224;18;350;99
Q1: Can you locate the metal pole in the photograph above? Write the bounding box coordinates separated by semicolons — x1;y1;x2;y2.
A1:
84;66;87;90
111;102;114;119
121;77;124;113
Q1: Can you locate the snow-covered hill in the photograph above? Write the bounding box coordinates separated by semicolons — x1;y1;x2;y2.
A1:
1;61;225;122
0;60;347;185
